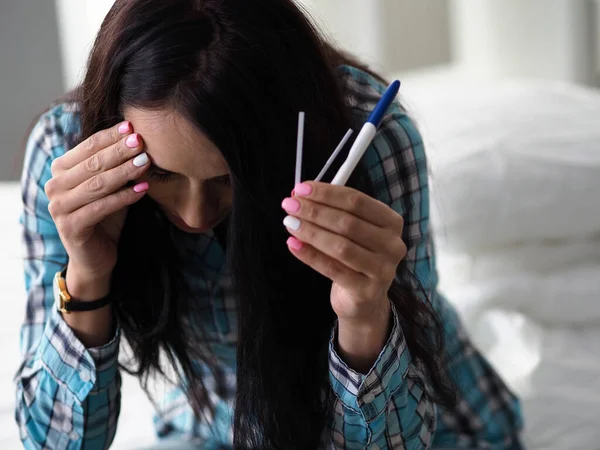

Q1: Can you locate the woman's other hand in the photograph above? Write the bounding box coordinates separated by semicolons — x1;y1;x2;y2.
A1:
45;122;150;295
281;181;407;372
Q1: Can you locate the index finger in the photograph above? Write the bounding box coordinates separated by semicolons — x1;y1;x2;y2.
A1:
292;181;402;229
52;121;132;173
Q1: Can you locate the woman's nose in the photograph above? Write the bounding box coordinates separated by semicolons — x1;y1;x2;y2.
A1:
178;202;207;229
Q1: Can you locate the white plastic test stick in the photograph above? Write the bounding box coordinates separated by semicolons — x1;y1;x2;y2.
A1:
314;128;354;182
330;123;377;186
295;112;305;186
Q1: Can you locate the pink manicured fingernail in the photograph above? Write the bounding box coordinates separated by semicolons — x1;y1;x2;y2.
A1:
133;182;149;193
286;236;303;250
281;197;300;213
294;183;312;196
126;134;140;148
118;121;131;134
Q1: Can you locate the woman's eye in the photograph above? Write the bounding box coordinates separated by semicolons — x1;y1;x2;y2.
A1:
147;169;230;186
212;175;231;186
148;168;173;183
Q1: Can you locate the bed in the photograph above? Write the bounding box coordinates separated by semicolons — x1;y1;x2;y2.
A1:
400;70;600;449
2;74;600;448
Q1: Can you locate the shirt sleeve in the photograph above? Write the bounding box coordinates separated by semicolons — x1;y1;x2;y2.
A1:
14;108;122;450
327;111;438;449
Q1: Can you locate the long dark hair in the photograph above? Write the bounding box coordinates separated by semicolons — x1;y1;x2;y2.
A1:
78;0;455;447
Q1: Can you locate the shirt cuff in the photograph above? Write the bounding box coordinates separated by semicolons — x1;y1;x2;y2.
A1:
36;307;120;402
328;301;411;422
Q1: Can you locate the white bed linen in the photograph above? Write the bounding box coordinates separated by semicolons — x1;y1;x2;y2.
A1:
402;72;600;449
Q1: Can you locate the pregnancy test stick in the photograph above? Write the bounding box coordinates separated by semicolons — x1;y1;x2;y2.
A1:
314;128;354;182
295;112;305;186
330;80;400;186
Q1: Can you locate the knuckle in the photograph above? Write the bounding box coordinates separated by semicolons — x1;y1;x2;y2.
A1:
339;215;357;235
114;142;127;160
49;199;65;216
110;126;120;142
347;193;364;211
396;213;404;227
394;214;404;231
50;158;62;175
306;204;319;222
84;133;97;152
395;238;407;258
120;160;134;178
85;153;103;173
44;178;56;198
334;240;352;259
47;200;57;217
86;175;105;193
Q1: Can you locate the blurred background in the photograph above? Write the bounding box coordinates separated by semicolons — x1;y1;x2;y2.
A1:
303;0;600;83
2;0;600;180
2;0;600;448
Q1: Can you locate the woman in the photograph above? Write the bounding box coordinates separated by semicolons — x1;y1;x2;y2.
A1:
15;0;523;448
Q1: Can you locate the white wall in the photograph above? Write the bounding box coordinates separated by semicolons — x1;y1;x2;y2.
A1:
449;0;596;85
302;0;599;85
52;0;600;91
55;0;451;83
54;0;115;90
0;1;64;181
595;0;600;83
298;0;451;75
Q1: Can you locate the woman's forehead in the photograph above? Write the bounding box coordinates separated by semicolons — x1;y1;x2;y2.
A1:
123;106;227;178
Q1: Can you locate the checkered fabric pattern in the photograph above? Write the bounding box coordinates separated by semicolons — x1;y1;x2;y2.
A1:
15;65;523;449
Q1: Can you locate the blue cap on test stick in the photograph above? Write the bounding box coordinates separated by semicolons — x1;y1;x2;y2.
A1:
366;80;401;128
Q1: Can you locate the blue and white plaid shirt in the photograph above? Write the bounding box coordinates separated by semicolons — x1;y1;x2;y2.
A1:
15;66;523;449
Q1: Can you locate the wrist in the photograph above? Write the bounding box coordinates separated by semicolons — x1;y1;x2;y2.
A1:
61;264;114;348
65;264;112;301
337;299;392;373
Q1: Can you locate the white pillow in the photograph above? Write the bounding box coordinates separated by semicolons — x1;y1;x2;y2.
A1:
401;79;600;254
